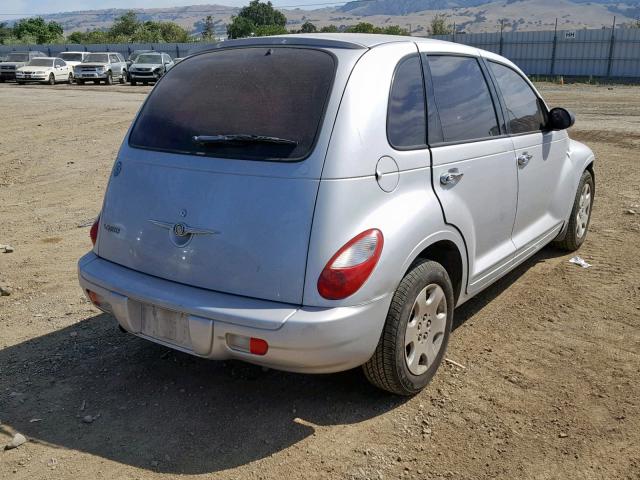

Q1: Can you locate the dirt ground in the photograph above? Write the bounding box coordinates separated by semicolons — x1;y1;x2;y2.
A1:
0;81;638;480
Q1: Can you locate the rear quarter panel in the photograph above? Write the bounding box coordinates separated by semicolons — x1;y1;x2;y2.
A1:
304;42;468;308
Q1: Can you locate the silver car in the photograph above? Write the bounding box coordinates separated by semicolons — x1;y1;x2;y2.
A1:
78;34;595;395
128;52;174;85
75;52;127;85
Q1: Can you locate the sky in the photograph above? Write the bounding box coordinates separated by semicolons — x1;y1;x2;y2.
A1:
0;0;348;17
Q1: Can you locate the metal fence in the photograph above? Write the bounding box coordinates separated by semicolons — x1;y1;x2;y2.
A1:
1;26;639;78
432;27;640;78
0;42;213;60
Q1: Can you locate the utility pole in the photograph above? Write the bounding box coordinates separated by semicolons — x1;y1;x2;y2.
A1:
606;16;616;77
550;17;558;76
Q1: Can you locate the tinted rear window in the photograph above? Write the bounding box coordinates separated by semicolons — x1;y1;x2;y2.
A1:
129;47;336;161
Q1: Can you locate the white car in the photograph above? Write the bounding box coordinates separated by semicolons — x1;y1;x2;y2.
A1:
58;52;89;77
16;57;73;85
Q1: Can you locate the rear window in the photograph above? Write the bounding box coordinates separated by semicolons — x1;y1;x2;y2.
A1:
129;47;336;161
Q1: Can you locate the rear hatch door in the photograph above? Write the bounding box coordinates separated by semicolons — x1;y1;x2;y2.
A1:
96;46;343;304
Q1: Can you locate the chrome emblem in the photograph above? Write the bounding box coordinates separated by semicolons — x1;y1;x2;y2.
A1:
148;219;219;237
173;223;187;237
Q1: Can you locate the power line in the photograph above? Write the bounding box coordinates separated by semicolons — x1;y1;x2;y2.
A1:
1;0;380;17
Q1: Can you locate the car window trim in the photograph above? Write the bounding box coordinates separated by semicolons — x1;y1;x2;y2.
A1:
127;46;339;163
425;53;504;148
386;53;429;152
485;59;549;136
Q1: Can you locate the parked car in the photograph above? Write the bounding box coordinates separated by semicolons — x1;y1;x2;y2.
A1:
15;57;73;85
57;51;89;77
78;35;595;395
75;52;127;85
129;52;174;85
0;51;47;82
126;49;154;69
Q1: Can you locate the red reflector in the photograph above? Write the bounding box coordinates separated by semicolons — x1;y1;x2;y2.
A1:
87;290;100;306
249;338;269;356
90;215;100;246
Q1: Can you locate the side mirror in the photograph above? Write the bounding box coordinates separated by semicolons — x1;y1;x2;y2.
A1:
548;107;575;130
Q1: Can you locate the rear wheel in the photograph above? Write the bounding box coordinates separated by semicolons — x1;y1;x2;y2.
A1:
68;73;73;84
363;259;454;396
48;73;55;85
553;170;594;251
130;80;137;86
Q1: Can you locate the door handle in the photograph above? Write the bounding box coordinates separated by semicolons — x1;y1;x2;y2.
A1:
517;152;533;167
440;168;464;185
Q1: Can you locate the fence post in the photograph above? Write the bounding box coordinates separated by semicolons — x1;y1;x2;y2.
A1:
176;44;180;58
499;19;504;55
550;18;558;76
606;16;616;78
47;46;51;56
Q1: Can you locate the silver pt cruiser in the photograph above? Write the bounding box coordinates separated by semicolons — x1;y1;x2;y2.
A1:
78;34;595;395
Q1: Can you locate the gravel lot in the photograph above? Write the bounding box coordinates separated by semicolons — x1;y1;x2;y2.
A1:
0;82;639;480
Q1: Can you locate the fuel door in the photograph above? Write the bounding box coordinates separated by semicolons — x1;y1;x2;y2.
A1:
375;156;399;193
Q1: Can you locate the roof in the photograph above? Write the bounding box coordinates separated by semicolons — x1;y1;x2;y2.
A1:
208;33;479;54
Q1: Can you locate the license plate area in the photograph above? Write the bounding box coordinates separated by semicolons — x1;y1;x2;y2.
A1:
140;304;191;349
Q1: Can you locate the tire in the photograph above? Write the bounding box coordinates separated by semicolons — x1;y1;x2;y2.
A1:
130;80;137;86
0;78;5;83
17;81;25;85
48;73;55;85
553;169;594;251
93;80;99;85
363;259;454;396
68;73;73;84
143;80;148;86
77;79;85;85
120;70;126;84
105;72;113;85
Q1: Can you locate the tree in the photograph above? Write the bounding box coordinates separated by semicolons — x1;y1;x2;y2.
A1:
109;11;140;40
0;22;13;44
227;16;255;39
381;25;409;35
299;21;317;33
12;17;64;44
320;25;338;33
345;22;378;33
429;14;452;35
202;15;215;40
227;0;287;39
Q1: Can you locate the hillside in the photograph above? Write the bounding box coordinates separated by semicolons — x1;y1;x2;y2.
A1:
20;0;639;37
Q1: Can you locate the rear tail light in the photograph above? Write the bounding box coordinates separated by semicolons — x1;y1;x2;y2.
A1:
318;229;384;300
90;215;100;246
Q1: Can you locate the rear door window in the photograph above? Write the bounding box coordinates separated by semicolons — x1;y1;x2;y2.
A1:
387;55;426;150
488;62;546;134
129;47;336;161
427;55;500;143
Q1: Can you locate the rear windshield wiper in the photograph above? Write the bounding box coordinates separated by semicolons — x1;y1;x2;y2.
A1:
192;134;298;146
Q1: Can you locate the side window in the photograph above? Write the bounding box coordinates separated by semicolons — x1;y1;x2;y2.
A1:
109;54;118;63
428;55;500;143
489;62;546;134
387;55;427;150
55;59;64;67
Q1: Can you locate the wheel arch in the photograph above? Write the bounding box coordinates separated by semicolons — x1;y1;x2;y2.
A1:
400;231;468;306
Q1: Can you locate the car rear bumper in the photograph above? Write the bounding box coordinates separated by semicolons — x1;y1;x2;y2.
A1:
78;252;389;373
